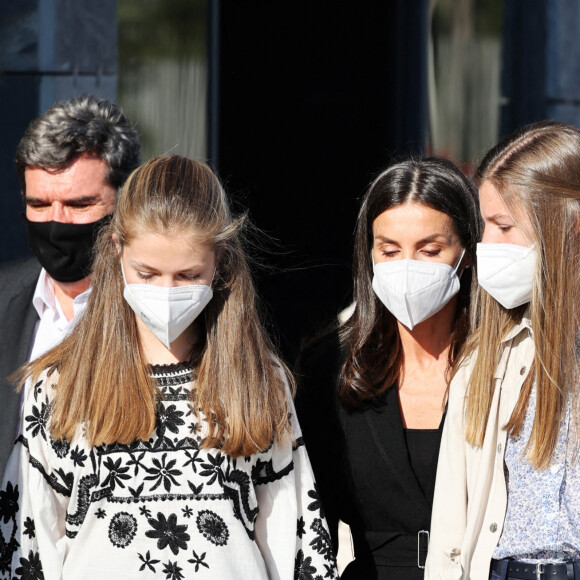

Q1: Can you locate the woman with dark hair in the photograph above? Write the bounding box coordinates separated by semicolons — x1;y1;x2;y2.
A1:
297;157;480;579
0;156;337;580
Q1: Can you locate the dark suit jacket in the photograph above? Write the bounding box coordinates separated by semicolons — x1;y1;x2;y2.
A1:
297;329;443;580
0;258;41;478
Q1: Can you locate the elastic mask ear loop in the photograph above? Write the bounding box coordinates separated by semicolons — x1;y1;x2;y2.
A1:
452;249;466;277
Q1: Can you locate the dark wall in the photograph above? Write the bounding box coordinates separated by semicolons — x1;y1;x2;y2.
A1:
501;0;580;135
0;0;117;262
214;1;429;361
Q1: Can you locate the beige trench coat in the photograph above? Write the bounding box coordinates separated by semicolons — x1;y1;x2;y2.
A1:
425;315;534;580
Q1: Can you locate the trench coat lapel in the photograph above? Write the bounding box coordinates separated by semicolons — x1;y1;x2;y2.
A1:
363;386;432;515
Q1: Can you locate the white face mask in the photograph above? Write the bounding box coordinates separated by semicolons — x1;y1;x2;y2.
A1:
121;264;213;349
371;250;465;330
477;242;536;309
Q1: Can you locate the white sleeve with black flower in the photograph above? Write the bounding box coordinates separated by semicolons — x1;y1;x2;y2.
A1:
254;393;338;580
0;376;70;580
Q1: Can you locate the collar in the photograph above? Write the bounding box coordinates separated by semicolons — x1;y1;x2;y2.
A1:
32;268;92;320
499;308;532;344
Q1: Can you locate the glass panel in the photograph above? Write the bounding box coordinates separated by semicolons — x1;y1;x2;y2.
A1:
428;0;503;169
118;0;207;161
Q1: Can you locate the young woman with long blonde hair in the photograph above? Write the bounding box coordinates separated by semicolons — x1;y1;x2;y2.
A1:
0;156;337;580
426;121;580;580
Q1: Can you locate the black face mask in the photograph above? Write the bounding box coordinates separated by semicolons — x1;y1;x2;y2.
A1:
23;214;112;283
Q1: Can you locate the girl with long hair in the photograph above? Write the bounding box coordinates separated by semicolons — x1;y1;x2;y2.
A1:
0;155;337;580
426;121;580;580
297;157;480;579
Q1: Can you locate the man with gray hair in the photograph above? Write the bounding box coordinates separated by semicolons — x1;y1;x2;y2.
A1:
0;94;141;476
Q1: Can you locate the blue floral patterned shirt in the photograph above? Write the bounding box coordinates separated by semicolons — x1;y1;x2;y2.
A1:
493;383;580;562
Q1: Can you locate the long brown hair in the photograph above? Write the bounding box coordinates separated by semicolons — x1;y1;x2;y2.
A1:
339;157;480;407
18;155;293;457
463;121;580;468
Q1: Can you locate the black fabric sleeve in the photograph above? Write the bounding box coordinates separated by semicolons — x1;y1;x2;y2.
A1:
295;327;349;554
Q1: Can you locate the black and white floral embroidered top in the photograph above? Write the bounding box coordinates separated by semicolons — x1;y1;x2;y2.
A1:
0;362;337;580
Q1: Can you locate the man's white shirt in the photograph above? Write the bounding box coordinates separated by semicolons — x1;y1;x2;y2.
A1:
30;268;91;361
16;269;91;433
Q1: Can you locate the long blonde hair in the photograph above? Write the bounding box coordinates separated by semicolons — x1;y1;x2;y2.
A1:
463;121;580;468
18;155;293;457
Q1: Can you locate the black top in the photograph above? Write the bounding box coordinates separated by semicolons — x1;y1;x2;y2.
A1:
296;329;445;580
404;428;442;508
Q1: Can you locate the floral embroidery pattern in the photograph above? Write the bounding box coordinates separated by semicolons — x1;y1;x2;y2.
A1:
0;483;19;525
188;550;209;572
297;517;306;539
162;560;184;580
144;453;182;492
101;457;131;491
25;403;50;439
309;519;334;561
145;513;190;555
70;446;87;467
196;510;229;546
156;405;185;439
138;551;159;573
14;550;44;580
0;364;338;579
494;383;580;560
295;549;317;580
23;518;35;539
50;439;70;458
109;512;138;548
198;454;225;486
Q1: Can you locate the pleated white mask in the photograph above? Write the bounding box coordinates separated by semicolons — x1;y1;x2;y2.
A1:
122;264;213;349
372;250;465;330
477;242;536;309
